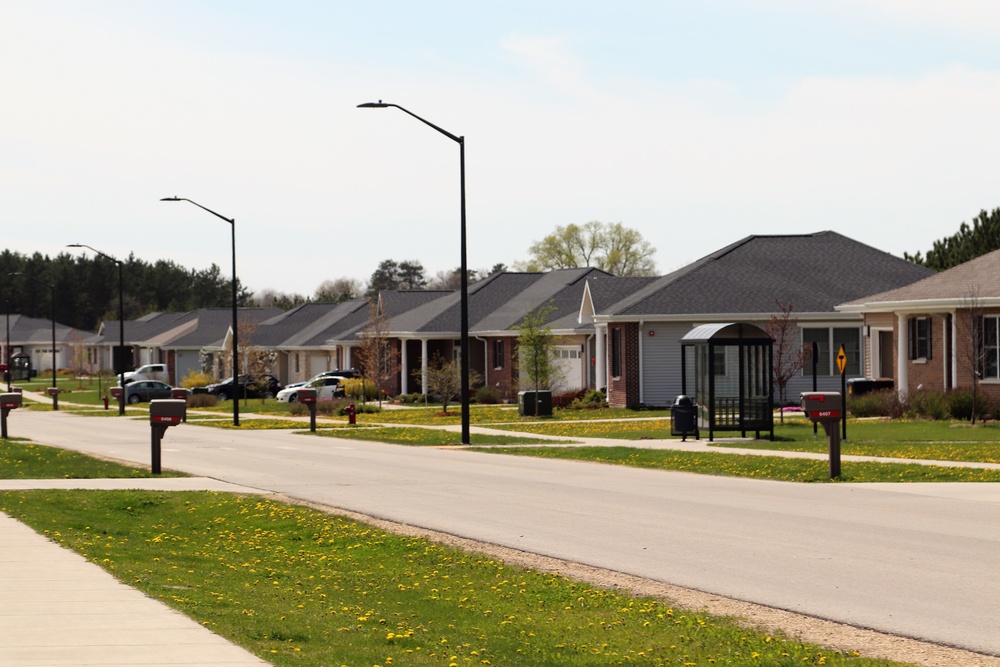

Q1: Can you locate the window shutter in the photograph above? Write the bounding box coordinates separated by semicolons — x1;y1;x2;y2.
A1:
907;318;915;360
926;317;932;360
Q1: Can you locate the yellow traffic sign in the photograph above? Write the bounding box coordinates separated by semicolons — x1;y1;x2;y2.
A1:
836;344;847;375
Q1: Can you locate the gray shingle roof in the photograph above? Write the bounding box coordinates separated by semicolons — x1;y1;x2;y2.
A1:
602;231;933;317
839;247;1000;309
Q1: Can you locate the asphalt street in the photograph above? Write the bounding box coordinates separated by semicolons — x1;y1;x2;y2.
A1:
7;408;1000;656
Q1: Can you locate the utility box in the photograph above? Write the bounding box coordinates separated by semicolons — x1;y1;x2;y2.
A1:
518;390;552;417
800;391;843;478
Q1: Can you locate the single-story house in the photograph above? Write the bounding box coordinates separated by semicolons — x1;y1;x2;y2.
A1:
837;247;1000;402
583;232;934;408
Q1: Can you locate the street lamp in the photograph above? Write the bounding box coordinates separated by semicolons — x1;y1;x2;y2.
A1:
10;273;57;409
160;197;241;426
358;100;471;445
67;244;126;415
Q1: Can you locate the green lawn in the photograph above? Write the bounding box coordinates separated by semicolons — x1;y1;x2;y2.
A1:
0;439;185;478
0;489;903;667
721;421;1000;464
470;445;1000;483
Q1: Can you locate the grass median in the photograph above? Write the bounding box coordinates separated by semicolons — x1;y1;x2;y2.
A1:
0;488;902;667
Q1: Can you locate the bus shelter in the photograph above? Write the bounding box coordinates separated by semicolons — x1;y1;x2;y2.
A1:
680;323;773;441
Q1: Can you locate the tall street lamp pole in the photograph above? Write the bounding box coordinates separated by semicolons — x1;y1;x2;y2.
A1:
5;299;10;392
357;101;471;445
67;244;126;415
160;197;240;426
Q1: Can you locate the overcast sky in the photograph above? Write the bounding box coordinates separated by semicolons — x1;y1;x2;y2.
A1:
3;1;999;297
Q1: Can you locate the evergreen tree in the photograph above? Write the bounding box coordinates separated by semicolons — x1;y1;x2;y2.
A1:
905;208;1000;271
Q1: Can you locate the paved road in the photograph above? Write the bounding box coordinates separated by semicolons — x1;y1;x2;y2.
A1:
9;409;1000;656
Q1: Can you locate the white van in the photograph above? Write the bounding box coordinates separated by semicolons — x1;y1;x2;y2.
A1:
122;363;169;385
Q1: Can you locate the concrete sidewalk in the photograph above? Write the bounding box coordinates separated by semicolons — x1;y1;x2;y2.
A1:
0;478;271;667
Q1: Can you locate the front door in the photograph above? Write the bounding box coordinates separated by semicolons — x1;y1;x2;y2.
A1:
878;330;893;378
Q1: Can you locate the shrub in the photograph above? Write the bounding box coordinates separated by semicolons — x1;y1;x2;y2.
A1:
180;370;213;389
341;378;380;401
552;389;587;409
187;393;219;409
847;389;905;418
397;393;425;404
340;402;380;415
946;389;990;421
907;390;950;420
475;385;501;404
568;389;608;410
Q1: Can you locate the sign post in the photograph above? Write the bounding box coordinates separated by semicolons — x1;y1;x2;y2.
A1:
837;344;847;440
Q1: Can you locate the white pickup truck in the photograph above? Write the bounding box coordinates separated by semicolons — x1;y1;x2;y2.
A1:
121;363;169;385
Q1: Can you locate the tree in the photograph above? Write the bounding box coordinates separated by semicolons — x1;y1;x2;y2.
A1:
764;300;809;422
420;352;482;414
250;288;307;310
357;299;398;405
520;221;657;276
905;208;1000;271
314;277;363;303
514;303;558;393
957;287;986;424
367;259;427;297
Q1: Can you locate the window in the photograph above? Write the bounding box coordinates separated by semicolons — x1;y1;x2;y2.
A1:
712;346;727;376
802;327;861;376
908;317;932;360
493;340;504;369
611;327;622;377
983;316;999;379
555;347;581;359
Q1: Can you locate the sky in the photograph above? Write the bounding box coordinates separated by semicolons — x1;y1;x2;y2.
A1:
3;1;1000;298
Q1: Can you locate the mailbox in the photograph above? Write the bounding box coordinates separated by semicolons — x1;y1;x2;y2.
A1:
800;392;842;421
148;399;186;475
0;393;22;409
1;392;21;439
171;388;191;401
150;399;187;425
110;386;123;399
297;388;317;403
800;391;844;478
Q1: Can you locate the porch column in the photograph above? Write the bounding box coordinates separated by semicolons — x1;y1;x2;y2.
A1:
400;339;409;394
343;345;352;369
595;324;607;390
421;339;429;395
897;313;908;399
951;312;958;390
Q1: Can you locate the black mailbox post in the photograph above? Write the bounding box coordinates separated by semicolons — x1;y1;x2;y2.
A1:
298;388;318;432
801;392;843;478
149;399;186;474
1;392;22;439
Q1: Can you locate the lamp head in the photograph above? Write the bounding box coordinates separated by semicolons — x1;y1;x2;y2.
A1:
66;244;82;248
357;100;390;108
160;197;182;201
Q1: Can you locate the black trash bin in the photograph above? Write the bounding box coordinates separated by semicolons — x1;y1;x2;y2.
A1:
671;395;698;441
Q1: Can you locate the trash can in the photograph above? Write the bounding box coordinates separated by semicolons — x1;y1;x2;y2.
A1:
518;390;552;417
671;395;698;441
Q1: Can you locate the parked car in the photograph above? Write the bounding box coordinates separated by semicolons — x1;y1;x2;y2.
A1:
277;375;345;403
196;375;282;401
122;380;173;404
122;363;169;385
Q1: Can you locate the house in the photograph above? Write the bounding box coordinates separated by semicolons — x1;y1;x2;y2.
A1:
837;247;1000;402
1;314;94;377
583;232;934;408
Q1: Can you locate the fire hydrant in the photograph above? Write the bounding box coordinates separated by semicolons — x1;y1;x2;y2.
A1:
102;395;109;410
346;402;357;425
